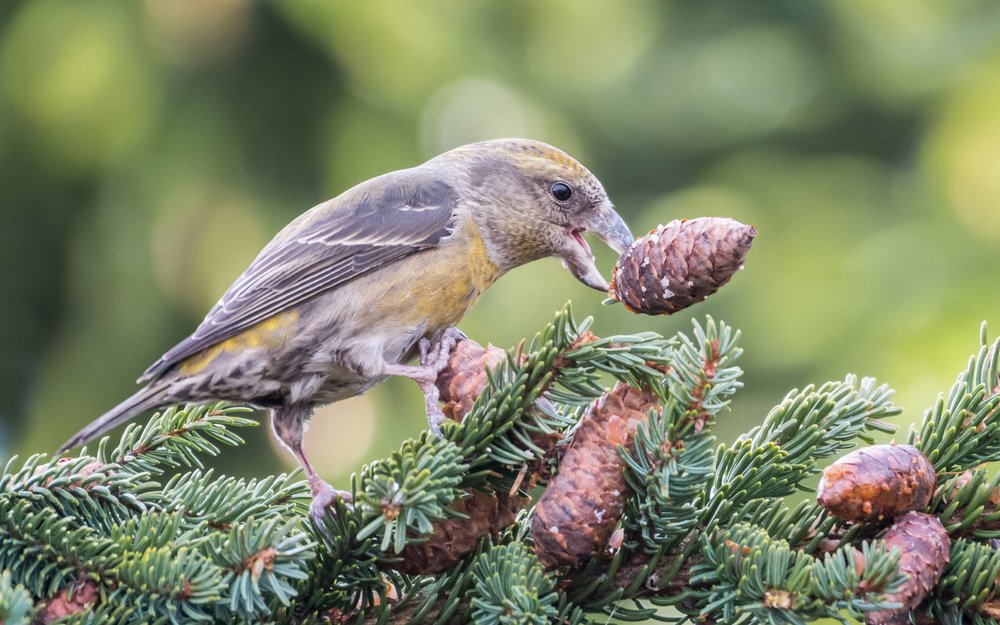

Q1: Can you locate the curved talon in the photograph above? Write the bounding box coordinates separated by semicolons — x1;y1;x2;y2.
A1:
308;477;353;534
441;326;468;344
421;327;466;375
418;337;433;363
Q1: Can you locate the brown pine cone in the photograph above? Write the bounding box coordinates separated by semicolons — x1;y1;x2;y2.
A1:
864;512;950;625
817;444;936;523
385;489;528;575
36;578;100;624
609;217;755;315
436;338;508;422
530;382;660;569
434;337;561;474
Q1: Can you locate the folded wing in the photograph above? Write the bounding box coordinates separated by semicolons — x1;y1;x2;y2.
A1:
141;174;458;382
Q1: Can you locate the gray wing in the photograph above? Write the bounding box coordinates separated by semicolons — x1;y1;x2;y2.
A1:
141;173;458;381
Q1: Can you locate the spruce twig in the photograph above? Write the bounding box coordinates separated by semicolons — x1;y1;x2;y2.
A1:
4;312;1000;624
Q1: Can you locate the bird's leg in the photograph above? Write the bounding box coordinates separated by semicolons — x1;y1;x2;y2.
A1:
294;444;354;521
379;327;467;436
270;407;352;528
379;362;447;435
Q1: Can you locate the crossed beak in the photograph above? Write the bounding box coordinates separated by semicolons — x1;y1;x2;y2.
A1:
559;200;634;292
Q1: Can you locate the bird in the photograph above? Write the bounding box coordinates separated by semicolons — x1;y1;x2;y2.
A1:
59;138;634;522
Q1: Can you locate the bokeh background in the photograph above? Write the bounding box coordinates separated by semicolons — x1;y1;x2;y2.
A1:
2;1;1000;492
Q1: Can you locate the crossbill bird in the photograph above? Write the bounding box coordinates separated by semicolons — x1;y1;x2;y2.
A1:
60;138;634;520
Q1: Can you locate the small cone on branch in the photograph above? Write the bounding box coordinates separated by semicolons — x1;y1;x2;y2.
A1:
864;512;950;625
609;217;756;316
435;336;561;469
817;444;936;523
531;382;660;568
435;338;508;422
36;578;100;624
384;489;528;575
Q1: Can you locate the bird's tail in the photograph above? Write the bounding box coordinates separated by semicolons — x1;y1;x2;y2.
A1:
58;383;169;454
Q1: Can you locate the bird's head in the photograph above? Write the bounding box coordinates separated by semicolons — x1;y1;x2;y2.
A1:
442;138;633;292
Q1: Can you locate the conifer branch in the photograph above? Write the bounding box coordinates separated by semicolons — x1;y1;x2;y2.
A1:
4;307;1000;624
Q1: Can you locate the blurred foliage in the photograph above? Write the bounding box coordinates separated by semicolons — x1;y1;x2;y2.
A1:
2;0;1000;491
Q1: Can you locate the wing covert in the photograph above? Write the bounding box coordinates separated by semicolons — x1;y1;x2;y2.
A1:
141;174;457;381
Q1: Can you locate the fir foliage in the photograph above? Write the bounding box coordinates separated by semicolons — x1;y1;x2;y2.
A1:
468;543;558;625
927;538;1000;625
909;323;1000;472
708;375;899;518
690;524;902;625
0;570;35;625
0;404;315;624
356;434;468;553
3;307;1000;624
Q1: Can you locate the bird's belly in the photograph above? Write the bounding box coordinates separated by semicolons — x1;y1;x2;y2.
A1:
309;376;376;404
290;324;419;398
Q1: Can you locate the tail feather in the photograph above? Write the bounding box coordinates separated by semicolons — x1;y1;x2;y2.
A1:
58;384;169;454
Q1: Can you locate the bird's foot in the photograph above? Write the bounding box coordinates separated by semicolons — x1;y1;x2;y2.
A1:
419;327;467;375
416;329;467;437
383;328;467;439
308;476;353;533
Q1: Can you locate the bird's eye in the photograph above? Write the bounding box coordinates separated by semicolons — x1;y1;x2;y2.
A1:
550;182;573;201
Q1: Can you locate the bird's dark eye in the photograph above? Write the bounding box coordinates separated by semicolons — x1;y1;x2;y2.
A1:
550;182;572;201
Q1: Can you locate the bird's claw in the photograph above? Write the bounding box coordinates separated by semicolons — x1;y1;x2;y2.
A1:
413;328;467;438
441;326;468;344
420;327;466;375
308;478;353;536
426;405;447;438
417;337;433;363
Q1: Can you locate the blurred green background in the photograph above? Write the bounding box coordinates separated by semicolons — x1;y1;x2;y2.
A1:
2;0;1000;490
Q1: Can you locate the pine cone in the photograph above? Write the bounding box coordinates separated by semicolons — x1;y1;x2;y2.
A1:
436;338;508;422
36;578;100;624
531;382;660;569
435;337;560;475
609;217;755;315
864;512;950;625
817;444;936;523
386;489;528;575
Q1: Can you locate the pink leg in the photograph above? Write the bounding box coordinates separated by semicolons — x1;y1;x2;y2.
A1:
271;407;351;528
380;327;466;436
382;362;448;434
292;442;352;504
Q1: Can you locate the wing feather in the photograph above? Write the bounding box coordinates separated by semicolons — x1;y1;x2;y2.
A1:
141;173;457;381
